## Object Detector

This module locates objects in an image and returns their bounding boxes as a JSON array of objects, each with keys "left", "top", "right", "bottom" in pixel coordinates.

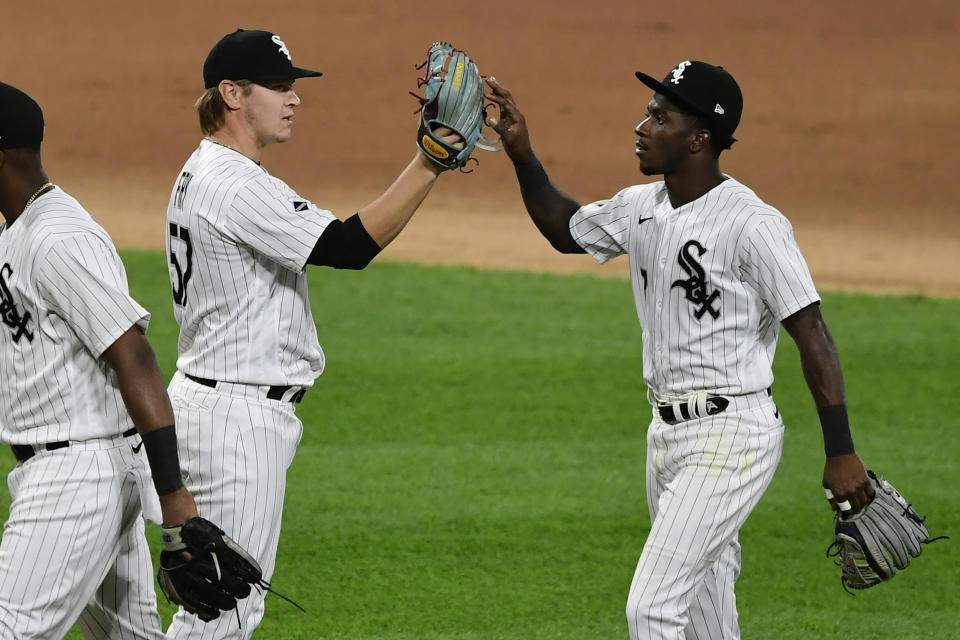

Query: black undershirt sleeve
[{"left": 307, "top": 213, "right": 382, "bottom": 269}]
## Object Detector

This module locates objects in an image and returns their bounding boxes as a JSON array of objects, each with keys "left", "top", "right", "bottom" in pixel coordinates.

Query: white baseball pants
[
  {"left": 164, "top": 372, "right": 303, "bottom": 640},
  {"left": 0, "top": 436, "right": 164, "bottom": 639},
  {"left": 626, "top": 391, "right": 784, "bottom": 640}
]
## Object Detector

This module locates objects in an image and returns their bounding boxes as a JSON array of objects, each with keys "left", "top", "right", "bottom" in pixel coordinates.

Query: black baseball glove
[
  {"left": 157, "top": 517, "right": 265, "bottom": 621},
  {"left": 826, "top": 470, "right": 946, "bottom": 590}
]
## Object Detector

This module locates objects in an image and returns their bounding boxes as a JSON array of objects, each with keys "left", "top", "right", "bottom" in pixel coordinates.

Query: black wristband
[
  {"left": 142, "top": 425, "right": 184, "bottom": 495},
  {"left": 818, "top": 404, "right": 855, "bottom": 457}
]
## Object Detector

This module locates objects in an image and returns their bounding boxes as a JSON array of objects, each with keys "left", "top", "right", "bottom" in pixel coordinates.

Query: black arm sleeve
[
  {"left": 307, "top": 213, "right": 382, "bottom": 269},
  {"left": 511, "top": 152, "right": 584, "bottom": 254}
]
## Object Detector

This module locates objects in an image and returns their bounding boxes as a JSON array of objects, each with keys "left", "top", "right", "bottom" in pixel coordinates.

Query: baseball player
[
  {"left": 163, "top": 29, "right": 463, "bottom": 639},
  {"left": 486, "top": 62, "right": 874, "bottom": 639},
  {"left": 0, "top": 82, "right": 202, "bottom": 638}
]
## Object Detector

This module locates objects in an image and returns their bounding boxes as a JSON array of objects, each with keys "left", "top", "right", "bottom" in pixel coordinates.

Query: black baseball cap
[
  {"left": 0, "top": 82, "right": 44, "bottom": 150},
  {"left": 635, "top": 61, "right": 742, "bottom": 136},
  {"left": 203, "top": 29, "right": 322, "bottom": 89}
]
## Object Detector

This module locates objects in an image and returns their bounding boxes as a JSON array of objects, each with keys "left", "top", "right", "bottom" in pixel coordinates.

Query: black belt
[
  {"left": 657, "top": 397, "right": 730, "bottom": 425},
  {"left": 185, "top": 374, "right": 306, "bottom": 404},
  {"left": 11, "top": 427, "right": 138, "bottom": 463},
  {"left": 656, "top": 388, "right": 773, "bottom": 425}
]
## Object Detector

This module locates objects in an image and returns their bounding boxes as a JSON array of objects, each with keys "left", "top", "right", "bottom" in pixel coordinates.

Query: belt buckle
[
  {"left": 705, "top": 396, "right": 729, "bottom": 415},
  {"left": 656, "top": 392, "right": 730, "bottom": 425}
]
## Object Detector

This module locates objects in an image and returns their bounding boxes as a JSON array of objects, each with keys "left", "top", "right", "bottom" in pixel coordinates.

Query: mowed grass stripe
[{"left": 0, "top": 251, "right": 954, "bottom": 639}]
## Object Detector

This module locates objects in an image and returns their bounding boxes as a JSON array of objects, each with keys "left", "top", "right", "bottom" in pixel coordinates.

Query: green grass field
[{"left": 2, "top": 251, "right": 957, "bottom": 639}]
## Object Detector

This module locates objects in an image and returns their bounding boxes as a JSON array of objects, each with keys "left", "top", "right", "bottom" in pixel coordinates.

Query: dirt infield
[{"left": 6, "top": 1, "right": 959, "bottom": 295}]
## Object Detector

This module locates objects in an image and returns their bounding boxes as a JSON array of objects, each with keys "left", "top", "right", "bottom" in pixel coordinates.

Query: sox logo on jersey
[
  {"left": 570, "top": 177, "right": 820, "bottom": 398},
  {"left": 670, "top": 240, "right": 720, "bottom": 319},
  {"left": 0, "top": 263, "right": 34, "bottom": 343}
]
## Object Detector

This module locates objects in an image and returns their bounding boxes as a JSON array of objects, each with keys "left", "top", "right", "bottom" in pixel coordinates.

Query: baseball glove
[
  {"left": 157, "top": 517, "right": 265, "bottom": 621},
  {"left": 411, "top": 41, "right": 496, "bottom": 170},
  {"left": 826, "top": 470, "right": 945, "bottom": 591}
]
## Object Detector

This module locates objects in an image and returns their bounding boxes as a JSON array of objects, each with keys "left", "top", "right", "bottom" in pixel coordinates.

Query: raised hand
[{"left": 484, "top": 77, "right": 533, "bottom": 161}]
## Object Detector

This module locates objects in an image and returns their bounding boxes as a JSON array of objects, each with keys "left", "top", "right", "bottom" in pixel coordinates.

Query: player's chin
[
  {"left": 635, "top": 150, "right": 658, "bottom": 176},
  {"left": 276, "top": 120, "right": 295, "bottom": 142},
  {"left": 638, "top": 161, "right": 660, "bottom": 176}
]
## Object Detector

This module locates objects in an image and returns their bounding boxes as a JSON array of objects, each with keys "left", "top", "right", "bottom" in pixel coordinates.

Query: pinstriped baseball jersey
[
  {"left": 570, "top": 176, "right": 820, "bottom": 397},
  {"left": 0, "top": 186, "right": 164, "bottom": 639},
  {"left": 166, "top": 139, "right": 337, "bottom": 386},
  {"left": 0, "top": 186, "right": 150, "bottom": 444}
]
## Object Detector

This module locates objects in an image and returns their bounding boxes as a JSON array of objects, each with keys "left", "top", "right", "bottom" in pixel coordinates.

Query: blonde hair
[{"left": 195, "top": 80, "right": 254, "bottom": 135}]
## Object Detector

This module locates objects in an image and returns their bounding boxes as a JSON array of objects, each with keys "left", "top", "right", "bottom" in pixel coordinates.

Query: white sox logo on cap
[
  {"left": 670, "top": 61, "right": 692, "bottom": 85},
  {"left": 636, "top": 60, "right": 743, "bottom": 135},
  {"left": 271, "top": 35, "right": 291, "bottom": 61},
  {"left": 202, "top": 29, "right": 322, "bottom": 89}
]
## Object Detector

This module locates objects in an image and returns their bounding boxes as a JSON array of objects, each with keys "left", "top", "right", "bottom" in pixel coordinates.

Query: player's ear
[
  {"left": 218, "top": 80, "right": 244, "bottom": 110},
  {"left": 690, "top": 127, "right": 711, "bottom": 154}
]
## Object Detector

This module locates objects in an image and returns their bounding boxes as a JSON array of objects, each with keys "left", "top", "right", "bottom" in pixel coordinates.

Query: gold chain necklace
[{"left": 24, "top": 182, "right": 54, "bottom": 211}]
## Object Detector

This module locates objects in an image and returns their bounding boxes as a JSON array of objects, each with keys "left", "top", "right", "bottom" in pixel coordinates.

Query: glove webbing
[{"left": 195, "top": 549, "right": 307, "bottom": 615}]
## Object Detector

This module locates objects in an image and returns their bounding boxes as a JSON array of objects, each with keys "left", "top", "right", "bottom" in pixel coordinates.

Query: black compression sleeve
[
  {"left": 307, "top": 213, "right": 382, "bottom": 269},
  {"left": 818, "top": 404, "right": 856, "bottom": 457},
  {"left": 142, "top": 425, "right": 184, "bottom": 495}
]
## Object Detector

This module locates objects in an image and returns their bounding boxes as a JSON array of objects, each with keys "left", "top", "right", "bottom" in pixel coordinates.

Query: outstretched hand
[
  {"left": 484, "top": 77, "right": 532, "bottom": 161},
  {"left": 823, "top": 453, "right": 875, "bottom": 514},
  {"left": 415, "top": 125, "right": 465, "bottom": 175}
]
